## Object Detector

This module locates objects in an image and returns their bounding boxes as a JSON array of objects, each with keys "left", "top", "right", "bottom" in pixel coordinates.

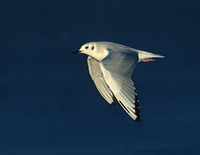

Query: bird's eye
[
  {"left": 91, "top": 46, "right": 94, "bottom": 50},
  {"left": 85, "top": 46, "right": 89, "bottom": 49}
]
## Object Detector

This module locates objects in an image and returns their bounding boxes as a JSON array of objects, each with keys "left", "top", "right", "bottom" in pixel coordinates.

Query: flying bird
[{"left": 73, "top": 41, "right": 164, "bottom": 121}]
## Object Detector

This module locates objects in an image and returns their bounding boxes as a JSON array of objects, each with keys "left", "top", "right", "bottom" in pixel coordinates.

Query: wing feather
[
  {"left": 100, "top": 51, "right": 141, "bottom": 121},
  {"left": 87, "top": 56, "right": 117, "bottom": 105}
]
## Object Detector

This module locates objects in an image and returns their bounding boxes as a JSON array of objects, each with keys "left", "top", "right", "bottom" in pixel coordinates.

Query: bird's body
[{"left": 74, "top": 41, "right": 164, "bottom": 121}]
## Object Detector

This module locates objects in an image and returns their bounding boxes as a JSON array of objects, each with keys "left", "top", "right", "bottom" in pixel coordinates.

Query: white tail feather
[{"left": 134, "top": 49, "right": 165, "bottom": 62}]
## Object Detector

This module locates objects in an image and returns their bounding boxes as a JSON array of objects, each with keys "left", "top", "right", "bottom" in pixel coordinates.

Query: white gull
[{"left": 74, "top": 41, "right": 164, "bottom": 121}]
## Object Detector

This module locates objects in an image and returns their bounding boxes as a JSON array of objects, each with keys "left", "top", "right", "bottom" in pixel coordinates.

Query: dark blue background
[{"left": 1, "top": 0, "right": 200, "bottom": 154}]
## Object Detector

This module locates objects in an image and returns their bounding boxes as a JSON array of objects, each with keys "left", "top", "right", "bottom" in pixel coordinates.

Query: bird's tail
[{"left": 133, "top": 49, "right": 165, "bottom": 62}]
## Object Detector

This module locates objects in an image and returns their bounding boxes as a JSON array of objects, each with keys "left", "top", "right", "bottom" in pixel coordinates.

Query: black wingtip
[
  {"left": 118, "top": 98, "right": 141, "bottom": 122},
  {"left": 134, "top": 95, "right": 141, "bottom": 122},
  {"left": 110, "top": 95, "right": 117, "bottom": 105},
  {"left": 135, "top": 117, "right": 141, "bottom": 122}
]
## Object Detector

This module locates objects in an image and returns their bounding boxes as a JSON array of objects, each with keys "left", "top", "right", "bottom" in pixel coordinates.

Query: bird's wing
[
  {"left": 100, "top": 50, "right": 141, "bottom": 121},
  {"left": 87, "top": 56, "right": 117, "bottom": 105}
]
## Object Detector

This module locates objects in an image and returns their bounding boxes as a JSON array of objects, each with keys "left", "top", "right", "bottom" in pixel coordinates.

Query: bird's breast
[{"left": 92, "top": 49, "right": 109, "bottom": 61}]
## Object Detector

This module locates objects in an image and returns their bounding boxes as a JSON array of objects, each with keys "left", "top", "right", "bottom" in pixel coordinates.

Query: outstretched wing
[
  {"left": 87, "top": 56, "right": 117, "bottom": 105},
  {"left": 100, "top": 50, "right": 141, "bottom": 121}
]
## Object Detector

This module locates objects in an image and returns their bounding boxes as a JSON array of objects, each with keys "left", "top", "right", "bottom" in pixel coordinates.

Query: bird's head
[
  {"left": 73, "top": 42, "right": 95, "bottom": 55},
  {"left": 73, "top": 42, "right": 109, "bottom": 61}
]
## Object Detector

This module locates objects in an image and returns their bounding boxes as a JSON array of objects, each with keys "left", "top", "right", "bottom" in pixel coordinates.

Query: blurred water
[{"left": 0, "top": 0, "right": 200, "bottom": 154}]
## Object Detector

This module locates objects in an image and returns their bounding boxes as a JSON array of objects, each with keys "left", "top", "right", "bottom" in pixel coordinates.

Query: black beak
[{"left": 73, "top": 50, "right": 81, "bottom": 54}]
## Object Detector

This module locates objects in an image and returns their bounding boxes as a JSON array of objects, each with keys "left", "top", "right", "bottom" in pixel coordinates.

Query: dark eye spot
[
  {"left": 91, "top": 46, "right": 94, "bottom": 50},
  {"left": 85, "top": 46, "right": 89, "bottom": 49}
]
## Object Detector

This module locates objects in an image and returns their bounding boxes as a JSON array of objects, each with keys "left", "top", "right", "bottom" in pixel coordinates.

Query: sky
[{"left": 0, "top": 0, "right": 200, "bottom": 154}]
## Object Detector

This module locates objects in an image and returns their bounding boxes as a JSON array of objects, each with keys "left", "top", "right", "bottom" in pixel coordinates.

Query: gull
[{"left": 73, "top": 41, "right": 164, "bottom": 121}]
